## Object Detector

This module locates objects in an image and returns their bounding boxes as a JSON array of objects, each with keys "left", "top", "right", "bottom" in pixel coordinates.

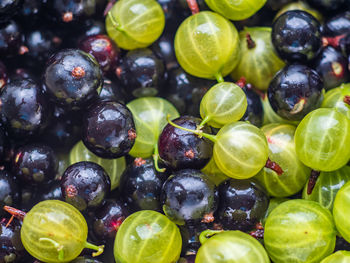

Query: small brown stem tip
[
  {"left": 186, "top": 0, "right": 200, "bottom": 15},
  {"left": 71, "top": 67, "right": 85, "bottom": 79},
  {"left": 246, "top": 33, "right": 256, "bottom": 49},
  {"left": 344, "top": 95, "right": 350, "bottom": 106},
  {"left": 307, "top": 170, "right": 321, "bottom": 195},
  {"left": 265, "top": 158, "right": 284, "bottom": 176},
  {"left": 3, "top": 206, "right": 26, "bottom": 221}
]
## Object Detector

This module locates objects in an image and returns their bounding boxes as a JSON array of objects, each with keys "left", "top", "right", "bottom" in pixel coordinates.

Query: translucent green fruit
[
  {"left": 204, "top": 0, "right": 267, "bottom": 21},
  {"left": 21, "top": 200, "right": 103, "bottom": 263},
  {"left": 302, "top": 166, "right": 350, "bottom": 211},
  {"left": 265, "top": 199, "right": 336, "bottom": 263},
  {"left": 200, "top": 82, "right": 247, "bottom": 128},
  {"left": 275, "top": 1, "right": 323, "bottom": 22},
  {"left": 69, "top": 141, "right": 126, "bottom": 190},
  {"left": 231, "top": 27, "right": 285, "bottom": 91},
  {"left": 174, "top": 11, "right": 240, "bottom": 81},
  {"left": 262, "top": 198, "right": 289, "bottom": 225},
  {"left": 321, "top": 83, "right": 350, "bottom": 120},
  {"left": 106, "top": 0, "right": 165, "bottom": 50},
  {"left": 321, "top": 251, "right": 350, "bottom": 263},
  {"left": 201, "top": 157, "right": 229, "bottom": 186},
  {"left": 195, "top": 231, "right": 270, "bottom": 263},
  {"left": 213, "top": 121, "right": 268, "bottom": 179},
  {"left": 333, "top": 181, "right": 350, "bottom": 243},
  {"left": 255, "top": 124, "right": 310, "bottom": 197},
  {"left": 114, "top": 210, "right": 182, "bottom": 263},
  {"left": 295, "top": 108, "right": 350, "bottom": 171},
  {"left": 127, "top": 97, "right": 179, "bottom": 158}
]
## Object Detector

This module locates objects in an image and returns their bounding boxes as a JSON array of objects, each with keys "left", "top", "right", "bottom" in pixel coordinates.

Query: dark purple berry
[
  {"left": 0, "top": 170, "right": 20, "bottom": 217},
  {"left": 0, "top": 20, "right": 25, "bottom": 58},
  {"left": 272, "top": 11, "right": 322, "bottom": 63},
  {"left": 158, "top": 116, "right": 213, "bottom": 171},
  {"left": 61, "top": 161, "right": 111, "bottom": 211},
  {"left": 268, "top": 64, "right": 324, "bottom": 121},
  {"left": 13, "top": 144, "right": 58, "bottom": 186},
  {"left": 82, "top": 101, "right": 136, "bottom": 159}
]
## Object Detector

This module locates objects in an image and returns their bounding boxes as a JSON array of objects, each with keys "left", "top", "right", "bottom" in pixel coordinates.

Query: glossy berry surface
[
  {"left": 0, "top": 170, "right": 20, "bottom": 217},
  {"left": 268, "top": 64, "right": 324, "bottom": 121},
  {"left": 61, "top": 161, "right": 111, "bottom": 211},
  {"left": 78, "top": 35, "right": 120, "bottom": 75},
  {"left": 272, "top": 11, "right": 322, "bottom": 63},
  {"left": 161, "top": 169, "right": 218, "bottom": 225},
  {"left": 216, "top": 179, "right": 269, "bottom": 231},
  {"left": 0, "top": 0, "right": 21, "bottom": 23},
  {"left": 0, "top": 60, "right": 7, "bottom": 89},
  {"left": 82, "top": 101, "right": 136, "bottom": 159},
  {"left": 158, "top": 116, "right": 213, "bottom": 170},
  {"left": 323, "top": 11, "right": 350, "bottom": 37},
  {"left": 13, "top": 144, "right": 58, "bottom": 186},
  {"left": 117, "top": 48, "right": 166, "bottom": 98},
  {"left": 119, "top": 158, "right": 168, "bottom": 212},
  {"left": 0, "top": 219, "right": 25, "bottom": 263},
  {"left": 0, "top": 79, "right": 50, "bottom": 139},
  {"left": 306, "top": 0, "right": 345, "bottom": 12},
  {"left": 93, "top": 199, "right": 129, "bottom": 242},
  {"left": 43, "top": 49, "right": 102, "bottom": 108},
  {"left": 313, "top": 46, "right": 350, "bottom": 91},
  {"left": 97, "top": 78, "right": 125, "bottom": 104},
  {"left": 0, "top": 20, "right": 24, "bottom": 58}
]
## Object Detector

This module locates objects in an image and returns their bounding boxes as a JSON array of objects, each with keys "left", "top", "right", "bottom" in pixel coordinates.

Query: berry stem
[
  {"left": 265, "top": 158, "right": 284, "bottom": 176},
  {"left": 166, "top": 115, "right": 217, "bottom": 143},
  {"left": 39, "top": 238, "right": 64, "bottom": 261},
  {"left": 344, "top": 95, "right": 350, "bottom": 106},
  {"left": 199, "top": 229, "right": 224, "bottom": 245},
  {"left": 186, "top": 0, "right": 200, "bottom": 15},
  {"left": 153, "top": 143, "right": 166, "bottom": 173},
  {"left": 215, "top": 73, "right": 224, "bottom": 83},
  {"left": 3, "top": 206, "right": 26, "bottom": 221},
  {"left": 198, "top": 115, "right": 211, "bottom": 130},
  {"left": 246, "top": 33, "right": 256, "bottom": 49},
  {"left": 104, "top": 0, "right": 116, "bottom": 16},
  {"left": 85, "top": 242, "right": 105, "bottom": 257},
  {"left": 307, "top": 170, "right": 321, "bottom": 195}
]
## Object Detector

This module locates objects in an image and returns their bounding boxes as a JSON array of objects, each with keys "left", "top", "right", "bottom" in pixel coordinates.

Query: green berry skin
[
  {"left": 231, "top": 27, "right": 285, "bottom": 91},
  {"left": 262, "top": 198, "right": 289, "bottom": 226},
  {"left": 21, "top": 200, "right": 88, "bottom": 263},
  {"left": 201, "top": 157, "right": 229, "bottom": 186},
  {"left": 321, "top": 83, "right": 350, "bottom": 120},
  {"left": 127, "top": 97, "right": 179, "bottom": 158},
  {"left": 333, "top": 181, "right": 350, "bottom": 244},
  {"left": 295, "top": 108, "right": 350, "bottom": 171},
  {"left": 255, "top": 124, "right": 310, "bottom": 197},
  {"left": 214, "top": 121, "right": 268, "bottom": 179},
  {"left": 275, "top": 1, "right": 323, "bottom": 22},
  {"left": 174, "top": 11, "right": 240, "bottom": 80},
  {"left": 200, "top": 82, "right": 247, "bottom": 128},
  {"left": 106, "top": 0, "right": 165, "bottom": 50},
  {"left": 204, "top": 0, "right": 266, "bottom": 21},
  {"left": 114, "top": 210, "right": 182, "bottom": 263},
  {"left": 195, "top": 231, "right": 270, "bottom": 263},
  {"left": 321, "top": 251, "right": 350, "bottom": 263},
  {"left": 69, "top": 141, "right": 126, "bottom": 190},
  {"left": 302, "top": 166, "right": 350, "bottom": 211},
  {"left": 264, "top": 199, "right": 336, "bottom": 263}
]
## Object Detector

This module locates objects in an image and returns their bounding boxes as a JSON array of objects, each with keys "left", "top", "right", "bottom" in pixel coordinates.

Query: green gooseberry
[
  {"left": 231, "top": 27, "right": 285, "bottom": 91},
  {"left": 302, "top": 166, "right": 350, "bottom": 211},
  {"left": 19, "top": 200, "right": 104, "bottom": 263},
  {"left": 255, "top": 123, "right": 310, "bottom": 197},
  {"left": 295, "top": 108, "right": 350, "bottom": 171},
  {"left": 174, "top": 11, "right": 240, "bottom": 81},
  {"left": 264, "top": 199, "right": 336, "bottom": 263},
  {"left": 321, "top": 251, "right": 350, "bottom": 263},
  {"left": 333, "top": 181, "right": 350, "bottom": 243},
  {"left": 321, "top": 83, "right": 350, "bottom": 120},
  {"left": 275, "top": 1, "right": 323, "bottom": 22},
  {"left": 199, "top": 82, "right": 248, "bottom": 128},
  {"left": 114, "top": 210, "right": 182, "bottom": 263},
  {"left": 106, "top": 0, "right": 165, "bottom": 50},
  {"left": 195, "top": 230, "right": 270, "bottom": 263},
  {"left": 204, "top": 0, "right": 267, "bottom": 21}
]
